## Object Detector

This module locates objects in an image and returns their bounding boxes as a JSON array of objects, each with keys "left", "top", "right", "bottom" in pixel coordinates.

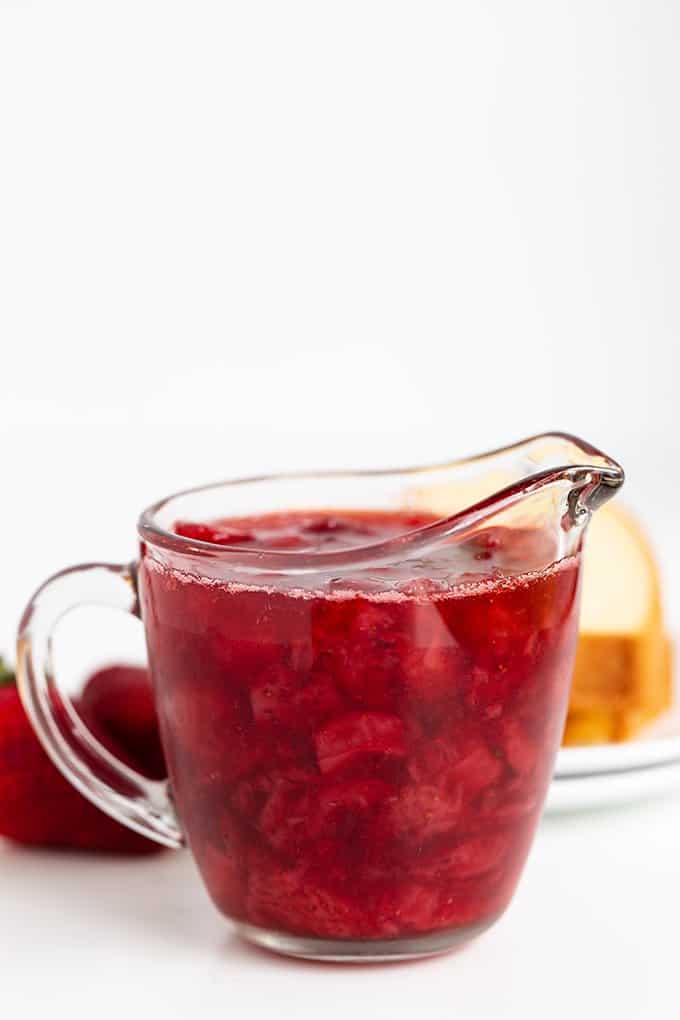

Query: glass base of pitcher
[{"left": 233, "top": 916, "right": 499, "bottom": 962}]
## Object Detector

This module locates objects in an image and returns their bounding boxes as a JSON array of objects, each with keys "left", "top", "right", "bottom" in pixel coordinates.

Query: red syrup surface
[{"left": 139, "top": 510, "right": 581, "bottom": 940}]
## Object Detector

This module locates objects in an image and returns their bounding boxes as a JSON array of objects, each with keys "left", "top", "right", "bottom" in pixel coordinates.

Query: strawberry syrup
[{"left": 139, "top": 511, "right": 580, "bottom": 940}]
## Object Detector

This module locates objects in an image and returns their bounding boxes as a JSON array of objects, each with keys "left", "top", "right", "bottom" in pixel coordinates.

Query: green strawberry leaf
[{"left": 0, "top": 657, "right": 16, "bottom": 688}]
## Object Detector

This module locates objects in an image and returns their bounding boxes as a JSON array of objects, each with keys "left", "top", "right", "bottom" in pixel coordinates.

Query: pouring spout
[
  {"left": 566, "top": 465, "right": 625, "bottom": 523},
  {"left": 403, "top": 431, "right": 624, "bottom": 548},
  {"left": 517, "top": 432, "right": 624, "bottom": 524}
]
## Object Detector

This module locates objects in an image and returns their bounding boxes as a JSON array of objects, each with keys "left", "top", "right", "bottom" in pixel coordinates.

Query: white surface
[
  {"left": 2, "top": 790, "right": 680, "bottom": 1020},
  {"left": 1, "top": 2, "right": 679, "bottom": 1017}
]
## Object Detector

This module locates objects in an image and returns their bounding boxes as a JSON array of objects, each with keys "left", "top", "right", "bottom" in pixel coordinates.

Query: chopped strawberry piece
[
  {"left": 210, "top": 633, "right": 283, "bottom": 678},
  {"left": 317, "top": 643, "right": 401, "bottom": 711},
  {"left": 249, "top": 665, "right": 345, "bottom": 730},
  {"left": 247, "top": 851, "right": 366, "bottom": 938},
  {"left": 314, "top": 711, "right": 406, "bottom": 775},
  {"left": 316, "top": 777, "right": 392, "bottom": 815},
  {"left": 401, "top": 640, "right": 471, "bottom": 710},
  {"left": 174, "top": 521, "right": 254, "bottom": 546},
  {"left": 498, "top": 717, "right": 539, "bottom": 775},
  {"left": 442, "top": 833, "right": 511, "bottom": 879},
  {"left": 375, "top": 882, "right": 443, "bottom": 936},
  {"left": 294, "top": 670, "right": 345, "bottom": 725},
  {"left": 309, "top": 778, "right": 393, "bottom": 847},
  {"left": 249, "top": 665, "right": 300, "bottom": 726},
  {"left": 158, "top": 679, "right": 259, "bottom": 782},
  {"left": 258, "top": 777, "right": 314, "bottom": 854},
  {"left": 449, "top": 736, "right": 505, "bottom": 800},
  {"left": 241, "top": 773, "right": 391, "bottom": 856},
  {"left": 350, "top": 602, "right": 397, "bottom": 637},
  {"left": 387, "top": 782, "right": 462, "bottom": 844},
  {"left": 478, "top": 781, "right": 539, "bottom": 824},
  {"left": 436, "top": 883, "right": 509, "bottom": 929},
  {"left": 195, "top": 824, "right": 247, "bottom": 917},
  {"left": 406, "top": 738, "right": 453, "bottom": 783}
]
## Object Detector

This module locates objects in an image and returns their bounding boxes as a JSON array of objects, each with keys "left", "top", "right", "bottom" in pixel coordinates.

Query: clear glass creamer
[{"left": 17, "top": 433, "right": 623, "bottom": 961}]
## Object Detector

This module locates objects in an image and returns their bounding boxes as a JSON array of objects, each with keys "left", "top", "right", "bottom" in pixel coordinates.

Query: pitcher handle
[{"left": 16, "top": 561, "right": 184, "bottom": 849}]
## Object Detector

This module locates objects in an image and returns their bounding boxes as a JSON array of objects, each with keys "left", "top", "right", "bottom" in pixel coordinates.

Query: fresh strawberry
[
  {"left": 0, "top": 658, "right": 165, "bottom": 853},
  {"left": 78, "top": 665, "right": 166, "bottom": 780}
]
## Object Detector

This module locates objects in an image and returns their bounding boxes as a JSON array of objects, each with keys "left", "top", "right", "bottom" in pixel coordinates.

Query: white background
[{"left": 1, "top": 3, "right": 679, "bottom": 1018}]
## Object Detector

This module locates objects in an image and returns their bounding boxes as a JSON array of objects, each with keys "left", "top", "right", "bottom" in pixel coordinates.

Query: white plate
[
  {"left": 547, "top": 758, "right": 680, "bottom": 812},
  {"left": 546, "top": 678, "right": 680, "bottom": 812}
]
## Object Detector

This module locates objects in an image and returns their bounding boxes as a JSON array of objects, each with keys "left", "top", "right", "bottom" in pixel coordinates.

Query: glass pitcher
[{"left": 17, "top": 432, "right": 623, "bottom": 961}]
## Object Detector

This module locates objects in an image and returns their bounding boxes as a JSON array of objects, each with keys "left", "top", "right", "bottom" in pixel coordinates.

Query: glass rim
[{"left": 136, "top": 431, "right": 624, "bottom": 572}]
